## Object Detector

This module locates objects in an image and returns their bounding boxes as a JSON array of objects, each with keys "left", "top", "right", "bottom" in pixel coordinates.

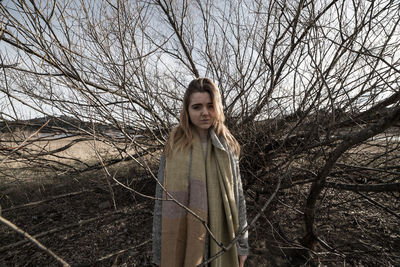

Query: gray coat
[{"left": 152, "top": 131, "right": 249, "bottom": 265}]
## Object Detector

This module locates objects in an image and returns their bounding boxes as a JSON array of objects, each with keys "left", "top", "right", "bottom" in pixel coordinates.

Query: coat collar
[{"left": 209, "top": 128, "right": 228, "bottom": 151}]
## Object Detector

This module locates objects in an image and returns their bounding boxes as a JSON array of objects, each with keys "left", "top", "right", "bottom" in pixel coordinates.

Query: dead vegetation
[
  {"left": 1, "top": 125, "right": 399, "bottom": 266},
  {"left": 1, "top": 0, "right": 400, "bottom": 265}
]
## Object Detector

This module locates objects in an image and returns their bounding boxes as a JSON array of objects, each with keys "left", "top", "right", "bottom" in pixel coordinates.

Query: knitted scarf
[{"left": 161, "top": 131, "right": 239, "bottom": 267}]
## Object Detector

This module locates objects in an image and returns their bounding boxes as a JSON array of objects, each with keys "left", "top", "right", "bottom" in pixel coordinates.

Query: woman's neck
[{"left": 197, "top": 128, "right": 209, "bottom": 142}]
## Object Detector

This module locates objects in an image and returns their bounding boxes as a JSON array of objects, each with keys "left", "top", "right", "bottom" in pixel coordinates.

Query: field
[
  {"left": 0, "top": 135, "right": 399, "bottom": 266},
  {"left": 1, "top": 135, "right": 158, "bottom": 265}
]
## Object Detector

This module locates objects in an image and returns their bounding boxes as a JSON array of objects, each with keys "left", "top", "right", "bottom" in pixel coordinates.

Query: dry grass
[
  {"left": 2, "top": 136, "right": 121, "bottom": 162},
  {"left": 0, "top": 134, "right": 159, "bottom": 207}
]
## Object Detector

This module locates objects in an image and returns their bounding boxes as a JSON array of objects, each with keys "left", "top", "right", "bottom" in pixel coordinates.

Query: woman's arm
[
  {"left": 230, "top": 151, "right": 249, "bottom": 256},
  {"left": 152, "top": 155, "right": 165, "bottom": 265},
  {"left": 236, "top": 168, "right": 249, "bottom": 256}
]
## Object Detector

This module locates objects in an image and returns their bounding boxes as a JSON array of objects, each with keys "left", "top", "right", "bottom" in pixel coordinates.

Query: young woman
[{"left": 152, "top": 78, "right": 249, "bottom": 267}]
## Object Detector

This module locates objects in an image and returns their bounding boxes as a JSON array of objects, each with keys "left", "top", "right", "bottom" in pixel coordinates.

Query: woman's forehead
[{"left": 189, "top": 92, "right": 212, "bottom": 104}]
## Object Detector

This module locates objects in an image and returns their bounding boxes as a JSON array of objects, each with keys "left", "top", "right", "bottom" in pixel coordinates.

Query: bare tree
[{"left": 1, "top": 0, "right": 400, "bottom": 265}]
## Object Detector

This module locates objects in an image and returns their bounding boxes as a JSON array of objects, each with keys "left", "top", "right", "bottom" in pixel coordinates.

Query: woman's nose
[{"left": 201, "top": 107, "right": 209, "bottom": 115}]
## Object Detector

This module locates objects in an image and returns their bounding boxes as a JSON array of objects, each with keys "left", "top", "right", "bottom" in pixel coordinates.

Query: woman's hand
[{"left": 239, "top": 255, "right": 247, "bottom": 267}]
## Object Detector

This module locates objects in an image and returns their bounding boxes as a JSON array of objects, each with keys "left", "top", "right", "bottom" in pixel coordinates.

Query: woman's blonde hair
[{"left": 164, "top": 77, "right": 240, "bottom": 157}]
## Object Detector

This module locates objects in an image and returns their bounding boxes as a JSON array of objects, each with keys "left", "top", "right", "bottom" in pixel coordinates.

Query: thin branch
[
  {"left": 325, "top": 182, "right": 400, "bottom": 193},
  {"left": 199, "top": 172, "right": 283, "bottom": 266},
  {"left": 0, "top": 215, "right": 70, "bottom": 266},
  {"left": 356, "top": 192, "right": 400, "bottom": 220}
]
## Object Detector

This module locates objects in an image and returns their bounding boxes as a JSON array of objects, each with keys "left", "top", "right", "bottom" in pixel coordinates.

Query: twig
[
  {"left": 95, "top": 239, "right": 151, "bottom": 262},
  {"left": 199, "top": 173, "right": 284, "bottom": 266},
  {"left": 325, "top": 182, "right": 400, "bottom": 192},
  {"left": 356, "top": 191, "right": 400, "bottom": 220},
  {"left": 0, "top": 215, "right": 70, "bottom": 266},
  {"left": 0, "top": 209, "right": 127, "bottom": 252},
  {"left": 0, "top": 119, "right": 50, "bottom": 165},
  {"left": 112, "top": 173, "right": 225, "bottom": 249},
  {"left": 2, "top": 189, "right": 95, "bottom": 212},
  {"left": 316, "top": 237, "right": 346, "bottom": 258}
]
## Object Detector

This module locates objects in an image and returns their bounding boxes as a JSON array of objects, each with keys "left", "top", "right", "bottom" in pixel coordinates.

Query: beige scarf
[{"left": 161, "top": 131, "right": 239, "bottom": 267}]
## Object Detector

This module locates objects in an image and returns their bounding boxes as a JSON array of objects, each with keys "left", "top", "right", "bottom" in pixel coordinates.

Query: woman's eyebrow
[{"left": 190, "top": 101, "right": 212, "bottom": 106}]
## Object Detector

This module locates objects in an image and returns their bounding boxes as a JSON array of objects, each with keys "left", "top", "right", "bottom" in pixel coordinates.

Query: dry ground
[{"left": 1, "top": 136, "right": 399, "bottom": 266}]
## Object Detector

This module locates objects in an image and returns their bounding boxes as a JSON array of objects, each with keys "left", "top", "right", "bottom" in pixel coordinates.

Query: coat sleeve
[
  {"left": 231, "top": 153, "right": 249, "bottom": 256},
  {"left": 152, "top": 155, "right": 165, "bottom": 265},
  {"left": 236, "top": 167, "right": 249, "bottom": 255}
]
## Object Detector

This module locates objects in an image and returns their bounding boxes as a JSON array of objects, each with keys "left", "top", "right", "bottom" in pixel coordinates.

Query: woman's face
[{"left": 188, "top": 92, "right": 215, "bottom": 133}]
